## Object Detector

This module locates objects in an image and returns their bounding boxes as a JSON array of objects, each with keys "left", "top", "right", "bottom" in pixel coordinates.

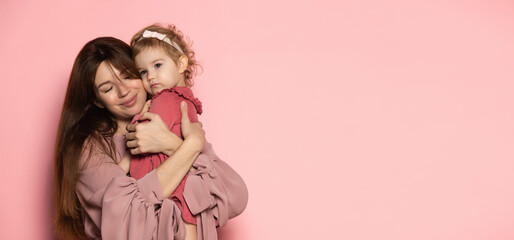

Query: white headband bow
[{"left": 140, "top": 30, "right": 185, "bottom": 54}]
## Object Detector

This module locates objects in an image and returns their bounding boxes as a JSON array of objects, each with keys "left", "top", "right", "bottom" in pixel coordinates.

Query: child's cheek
[{"left": 143, "top": 83, "right": 152, "bottom": 93}]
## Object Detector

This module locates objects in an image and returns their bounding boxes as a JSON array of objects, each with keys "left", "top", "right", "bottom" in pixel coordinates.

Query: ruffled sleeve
[
  {"left": 76, "top": 141, "right": 185, "bottom": 240},
  {"left": 147, "top": 87, "right": 201, "bottom": 139},
  {"left": 183, "top": 141, "right": 249, "bottom": 239},
  {"left": 151, "top": 87, "right": 203, "bottom": 115}
]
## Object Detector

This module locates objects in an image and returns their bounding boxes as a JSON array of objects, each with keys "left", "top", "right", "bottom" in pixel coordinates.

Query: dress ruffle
[{"left": 152, "top": 87, "right": 203, "bottom": 115}]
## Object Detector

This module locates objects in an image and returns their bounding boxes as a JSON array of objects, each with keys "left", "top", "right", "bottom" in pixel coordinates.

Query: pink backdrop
[{"left": 1, "top": 0, "right": 514, "bottom": 239}]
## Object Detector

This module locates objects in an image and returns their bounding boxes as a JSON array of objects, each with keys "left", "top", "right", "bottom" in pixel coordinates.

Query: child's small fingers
[{"left": 137, "top": 112, "right": 155, "bottom": 122}]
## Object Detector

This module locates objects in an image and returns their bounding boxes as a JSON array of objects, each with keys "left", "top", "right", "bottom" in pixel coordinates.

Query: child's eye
[
  {"left": 154, "top": 63, "right": 162, "bottom": 68},
  {"left": 140, "top": 70, "right": 147, "bottom": 76}
]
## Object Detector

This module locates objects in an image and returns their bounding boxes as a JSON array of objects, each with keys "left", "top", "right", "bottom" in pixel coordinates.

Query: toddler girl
[{"left": 119, "top": 24, "right": 213, "bottom": 239}]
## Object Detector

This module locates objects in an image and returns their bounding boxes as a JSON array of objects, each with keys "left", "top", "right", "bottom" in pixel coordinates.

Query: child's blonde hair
[{"left": 131, "top": 23, "right": 200, "bottom": 87}]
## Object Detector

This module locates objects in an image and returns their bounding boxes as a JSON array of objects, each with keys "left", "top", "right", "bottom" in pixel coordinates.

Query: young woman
[{"left": 54, "top": 37, "right": 248, "bottom": 240}]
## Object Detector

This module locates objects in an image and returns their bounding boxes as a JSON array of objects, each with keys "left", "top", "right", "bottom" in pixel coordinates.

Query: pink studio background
[{"left": 1, "top": 0, "right": 514, "bottom": 239}]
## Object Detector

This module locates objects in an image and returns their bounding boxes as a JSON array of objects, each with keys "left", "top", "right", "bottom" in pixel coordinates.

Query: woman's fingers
[
  {"left": 125, "top": 110, "right": 182, "bottom": 155},
  {"left": 125, "top": 132, "right": 140, "bottom": 154},
  {"left": 180, "top": 101, "right": 190, "bottom": 126},
  {"left": 126, "top": 112, "right": 160, "bottom": 133},
  {"left": 127, "top": 139, "right": 147, "bottom": 155},
  {"left": 125, "top": 132, "right": 136, "bottom": 140},
  {"left": 190, "top": 122, "right": 204, "bottom": 133},
  {"left": 126, "top": 122, "right": 136, "bottom": 132},
  {"left": 180, "top": 101, "right": 205, "bottom": 137},
  {"left": 126, "top": 139, "right": 138, "bottom": 148},
  {"left": 129, "top": 148, "right": 142, "bottom": 155},
  {"left": 180, "top": 101, "right": 205, "bottom": 152},
  {"left": 180, "top": 101, "right": 192, "bottom": 138}
]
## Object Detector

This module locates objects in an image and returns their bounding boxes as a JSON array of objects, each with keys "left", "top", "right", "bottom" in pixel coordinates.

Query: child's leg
[{"left": 184, "top": 223, "right": 197, "bottom": 240}]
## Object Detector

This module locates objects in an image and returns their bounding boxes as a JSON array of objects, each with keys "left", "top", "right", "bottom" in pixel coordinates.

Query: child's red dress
[{"left": 130, "top": 86, "right": 202, "bottom": 224}]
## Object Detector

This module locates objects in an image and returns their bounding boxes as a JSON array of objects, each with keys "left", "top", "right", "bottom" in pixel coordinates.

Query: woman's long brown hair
[{"left": 54, "top": 37, "right": 139, "bottom": 239}]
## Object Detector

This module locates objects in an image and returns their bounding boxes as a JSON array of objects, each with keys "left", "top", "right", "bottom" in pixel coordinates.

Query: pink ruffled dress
[{"left": 130, "top": 86, "right": 203, "bottom": 225}]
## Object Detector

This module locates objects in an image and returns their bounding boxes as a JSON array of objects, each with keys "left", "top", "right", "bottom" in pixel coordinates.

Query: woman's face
[{"left": 94, "top": 61, "right": 147, "bottom": 123}]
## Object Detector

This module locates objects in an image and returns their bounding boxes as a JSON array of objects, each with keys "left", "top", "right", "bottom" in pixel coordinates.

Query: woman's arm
[
  {"left": 125, "top": 101, "right": 248, "bottom": 232},
  {"left": 126, "top": 102, "right": 204, "bottom": 198},
  {"left": 184, "top": 142, "right": 248, "bottom": 235},
  {"left": 76, "top": 142, "right": 186, "bottom": 239}
]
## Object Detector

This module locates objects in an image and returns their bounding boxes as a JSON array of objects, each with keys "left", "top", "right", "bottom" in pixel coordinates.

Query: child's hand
[
  {"left": 140, "top": 100, "right": 152, "bottom": 114},
  {"left": 118, "top": 153, "right": 131, "bottom": 175}
]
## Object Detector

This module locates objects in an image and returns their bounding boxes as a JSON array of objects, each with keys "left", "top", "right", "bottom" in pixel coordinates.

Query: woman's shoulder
[{"left": 79, "top": 134, "right": 123, "bottom": 170}]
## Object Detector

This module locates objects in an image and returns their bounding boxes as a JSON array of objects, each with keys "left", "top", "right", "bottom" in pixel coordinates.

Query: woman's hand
[
  {"left": 180, "top": 101, "right": 205, "bottom": 153},
  {"left": 154, "top": 102, "right": 205, "bottom": 198},
  {"left": 125, "top": 112, "right": 182, "bottom": 156}
]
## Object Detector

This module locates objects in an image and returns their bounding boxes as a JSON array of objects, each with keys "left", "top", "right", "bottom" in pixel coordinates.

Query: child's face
[{"left": 134, "top": 46, "right": 186, "bottom": 96}]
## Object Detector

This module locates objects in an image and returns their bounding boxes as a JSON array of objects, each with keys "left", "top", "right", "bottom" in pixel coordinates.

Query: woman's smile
[
  {"left": 121, "top": 93, "right": 138, "bottom": 107},
  {"left": 95, "top": 61, "right": 147, "bottom": 120}
]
